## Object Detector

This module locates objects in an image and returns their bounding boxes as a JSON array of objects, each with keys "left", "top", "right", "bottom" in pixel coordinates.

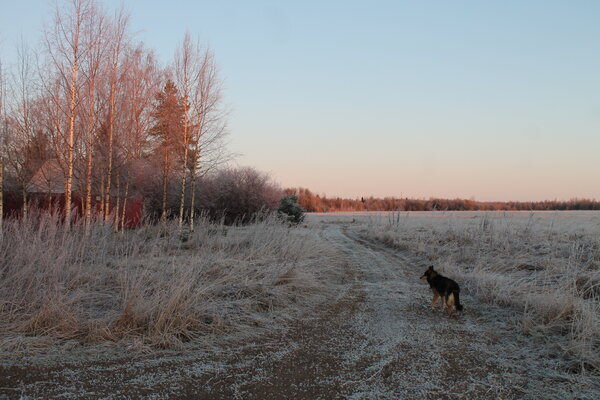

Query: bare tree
[
  {"left": 174, "top": 32, "right": 193, "bottom": 228},
  {"left": 79, "top": 2, "right": 108, "bottom": 231},
  {"left": 117, "top": 44, "right": 161, "bottom": 231},
  {"left": 5, "top": 39, "right": 39, "bottom": 219},
  {"left": 103, "top": 6, "right": 128, "bottom": 222},
  {"left": 2, "top": 42, "right": 52, "bottom": 221},
  {"left": 173, "top": 33, "right": 228, "bottom": 230},
  {"left": 40, "top": 75, "right": 67, "bottom": 187},
  {"left": 187, "top": 43, "right": 228, "bottom": 231},
  {"left": 0, "top": 57, "right": 5, "bottom": 235},
  {"left": 2, "top": 2, "right": 229, "bottom": 231},
  {"left": 119, "top": 45, "right": 161, "bottom": 160},
  {"left": 43, "top": 0, "right": 93, "bottom": 225}
]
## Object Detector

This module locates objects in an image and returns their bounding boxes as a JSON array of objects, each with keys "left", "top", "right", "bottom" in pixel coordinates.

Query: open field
[
  {"left": 358, "top": 211, "right": 600, "bottom": 372},
  {"left": 1, "top": 211, "right": 599, "bottom": 399}
]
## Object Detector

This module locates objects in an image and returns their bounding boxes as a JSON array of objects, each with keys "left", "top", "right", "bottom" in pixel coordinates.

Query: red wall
[{"left": 2, "top": 192, "right": 143, "bottom": 228}]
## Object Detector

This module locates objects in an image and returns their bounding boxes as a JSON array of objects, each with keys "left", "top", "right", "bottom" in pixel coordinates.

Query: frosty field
[{"left": 1, "top": 211, "right": 599, "bottom": 399}]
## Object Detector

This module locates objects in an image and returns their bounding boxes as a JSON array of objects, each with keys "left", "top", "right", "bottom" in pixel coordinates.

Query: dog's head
[{"left": 420, "top": 265, "right": 437, "bottom": 281}]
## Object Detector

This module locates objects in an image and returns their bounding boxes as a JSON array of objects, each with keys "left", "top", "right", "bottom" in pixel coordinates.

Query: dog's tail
[{"left": 453, "top": 290, "right": 463, "bottom": 311}]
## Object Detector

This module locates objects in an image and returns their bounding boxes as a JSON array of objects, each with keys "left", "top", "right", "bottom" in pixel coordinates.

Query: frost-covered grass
[
  {"left": 0, "top": 211, "right": 330, "bottom": 351},
  {"left": 359, "top": 211, "right": 600, "bottom": 375}
]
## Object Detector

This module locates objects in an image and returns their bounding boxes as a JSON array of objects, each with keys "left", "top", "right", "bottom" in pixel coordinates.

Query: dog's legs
[
  {"left": 447, "top": 293, "right": 455, "bottom": 317},
  {"left": 431, "top": 293, "right": 439, "bottom": 312}
]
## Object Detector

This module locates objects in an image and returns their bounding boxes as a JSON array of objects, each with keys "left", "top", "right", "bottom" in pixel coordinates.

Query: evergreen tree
[
  {"left": 149, "top": 80, "right": 186, "bottom": 222},
  {"left": 278, "top": 194, "right": 305, "bottom": 225}
]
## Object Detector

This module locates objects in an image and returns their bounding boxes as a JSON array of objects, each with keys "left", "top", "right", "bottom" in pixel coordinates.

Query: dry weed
[
  {"left": 0, "top": 212, "right": 329, "bottom": 350},
  {"left": 362, "top": 211, "right": 600, "bottom": 374}
]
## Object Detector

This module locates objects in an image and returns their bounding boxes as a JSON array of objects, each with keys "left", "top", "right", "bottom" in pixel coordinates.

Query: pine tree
[{"left": 149, "top": 80, "right": 186, "bottom": 223}]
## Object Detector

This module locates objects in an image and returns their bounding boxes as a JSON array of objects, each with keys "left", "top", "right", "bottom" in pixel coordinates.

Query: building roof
[{"left": 28, "top": 159, "right": 66, "bottom": 193}]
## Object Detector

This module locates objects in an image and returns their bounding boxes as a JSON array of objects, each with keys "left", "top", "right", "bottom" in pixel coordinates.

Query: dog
[{"left": 420, "top": 266, "right": 463, "bottom": 317}]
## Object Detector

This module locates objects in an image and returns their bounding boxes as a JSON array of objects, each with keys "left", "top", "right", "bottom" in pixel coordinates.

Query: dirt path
[{"left": 1, "top": 222, "right": 597, "bottom": 399}]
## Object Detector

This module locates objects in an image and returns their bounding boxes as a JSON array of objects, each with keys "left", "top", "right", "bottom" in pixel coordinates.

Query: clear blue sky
[{"left": 1, "top": 0, "right": 599, "bottom": 201}]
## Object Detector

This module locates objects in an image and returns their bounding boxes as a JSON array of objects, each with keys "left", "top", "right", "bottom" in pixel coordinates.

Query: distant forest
[{"left": 286, "top": 188, "right": 600, "bottom": 212}]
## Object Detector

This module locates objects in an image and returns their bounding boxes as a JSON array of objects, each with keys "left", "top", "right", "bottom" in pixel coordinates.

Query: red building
[{"left": 3, "top": 160, "right": 143, "bottom": 228}]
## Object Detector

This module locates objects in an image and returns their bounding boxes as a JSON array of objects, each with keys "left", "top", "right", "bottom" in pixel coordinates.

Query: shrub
[
  {"left": 103, "top": 164, "right": 283, "bottom": 225},
  {"left": 199, "top": 167, "right": 282, "bottom": 224},
  {"left": 278, "top": 194, "right": 305, "bottom": 224}
]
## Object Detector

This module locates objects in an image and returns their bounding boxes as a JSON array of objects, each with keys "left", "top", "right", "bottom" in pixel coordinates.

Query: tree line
[
  {"left": 287, "top": 188, "right": 600, "bottom": 212},
  {"left": 0, "top": 0, "right": 231, "bottom": 231}
]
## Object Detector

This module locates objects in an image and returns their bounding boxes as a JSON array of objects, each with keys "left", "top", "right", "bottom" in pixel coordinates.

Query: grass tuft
[
  {"left": 0, "top": 211, "right": 329, "bottom": 350},
  {"left": 362, "top": 211, "right": 600, "bottom": 374}
]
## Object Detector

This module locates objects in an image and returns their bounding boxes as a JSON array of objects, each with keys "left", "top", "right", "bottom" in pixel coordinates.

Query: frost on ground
[
  {"left": 1, "top": 212, "right": 599, "bottom": 399},
  {"left": 0, "top": 213, "right": 332, "bottom": 351},
  {"left": 359, "top": 211, "right": 600, "bottom": 374}
]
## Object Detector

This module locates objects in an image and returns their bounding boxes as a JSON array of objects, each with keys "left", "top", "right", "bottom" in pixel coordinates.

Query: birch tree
[
  {"left": 5, "top": 40, "right": 39, "bottom": 219},
  {"left": 43, "top": 0, "right": 92, "bottom": 225},
  {"left": 117, "top": 44, "right": 161, "bottom": 230},
  {"left": 120, "top": 45, "right": 160, "bottom": 160},
  {"left": 187, "top": 44, "right": 227, "bottom": 231},
  {"left": 0, "top": 57, "right": 5, "bottom": 235},
  {"left": 172, "top": 33, "right": 228, "bottom": 231},
  {"left": 103, "top": 7, "right": 128, "bottom": 221},
  {"left": 174, "top": 32, "right": 194, "bottom": 228},
  {"left": 80, "top": 3, "right": 108, "bottom": 231}
]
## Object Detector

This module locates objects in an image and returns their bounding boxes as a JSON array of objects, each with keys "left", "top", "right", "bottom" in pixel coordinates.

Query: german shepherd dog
[{"left": 420, "top": 266, "right": 463, "bottom": 317}]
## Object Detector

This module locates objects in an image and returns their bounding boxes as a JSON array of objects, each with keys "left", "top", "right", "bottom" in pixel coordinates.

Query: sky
[{"left": 1, "top": 0, "right": 599, "bottom": 201}]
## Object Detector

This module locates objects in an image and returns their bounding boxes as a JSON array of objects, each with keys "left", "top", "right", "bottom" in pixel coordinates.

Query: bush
[
  {"left": 199, "top": 167, "right": 282, "bottom": 224},
  {"left": 278, "top": 194, "right": 305, "bottom": 224},
  {"left": 113, "top": 164, "right": 283, "bottom": 225}
]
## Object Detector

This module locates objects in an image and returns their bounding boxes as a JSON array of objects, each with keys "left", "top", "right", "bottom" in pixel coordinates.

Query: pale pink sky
[{"left": 2, "top": 1, "right": 599, "bottom": 201}]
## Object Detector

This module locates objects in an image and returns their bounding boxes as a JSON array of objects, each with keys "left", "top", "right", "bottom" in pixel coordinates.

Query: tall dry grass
[
  {"left": 363, "top": 211, "right": 600, "bottom": 374},
  {"left": 0, "top": 210, "right": 328, "bottom": 350}
]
